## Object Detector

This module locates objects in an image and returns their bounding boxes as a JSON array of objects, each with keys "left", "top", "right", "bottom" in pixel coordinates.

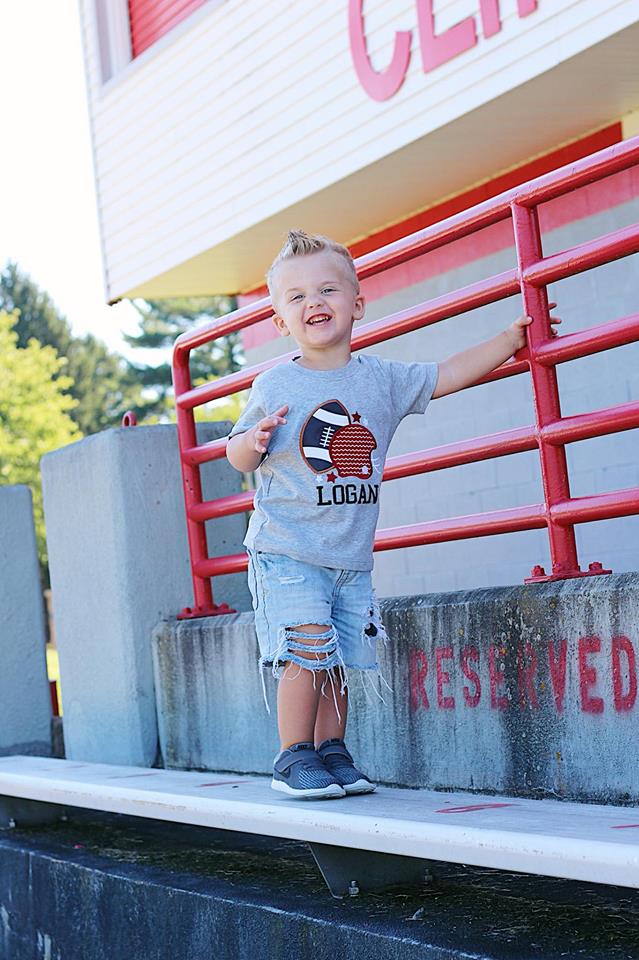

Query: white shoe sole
[
  {"left": 271, "top": 778, "right": 345, "bottom": 800},
  {"left": 343, "top": 779, "right": 377, "bottom": 795}
]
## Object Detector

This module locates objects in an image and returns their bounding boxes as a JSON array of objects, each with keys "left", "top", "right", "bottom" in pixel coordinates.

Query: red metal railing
[{"left": 172, "top": 135, "right": 639, "bottom": 618}]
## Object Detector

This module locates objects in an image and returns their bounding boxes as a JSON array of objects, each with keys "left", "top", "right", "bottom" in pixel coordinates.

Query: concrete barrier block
[
  {"left": 0, "top": 486, "right": 51, "bottom": 757},
  {"left": 41, "top": 422, "right": 249, "bottom": 767},
  {"left": 153, "top": 573, "right": 639, "bottom": 803}
]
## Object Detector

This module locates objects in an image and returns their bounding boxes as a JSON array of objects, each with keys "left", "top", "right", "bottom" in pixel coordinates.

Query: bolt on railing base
[
  {"left": 525, "top": 561, "right": 612, "bottom": 584},
  {"left": 177, "top": 602, "right": 237, "bottom": 620}
]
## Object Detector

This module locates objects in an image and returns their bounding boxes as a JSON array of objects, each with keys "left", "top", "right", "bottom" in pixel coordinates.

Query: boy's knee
[{"left": 288, "top": 624, "right": 330, "bottom": 661}]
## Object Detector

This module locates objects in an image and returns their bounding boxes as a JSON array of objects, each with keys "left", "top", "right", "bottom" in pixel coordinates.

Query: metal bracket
[
  {"left": 308, "top": 842, "right": 433, "bottom": 899},
  {"left": 0, "top": 796, "right": 66, "bottom": 829}
]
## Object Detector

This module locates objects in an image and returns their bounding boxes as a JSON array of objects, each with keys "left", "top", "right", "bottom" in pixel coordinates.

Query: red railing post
[
  {"left": 173, "top": 346, "right": 235, "bottom": 619},
  {"left": 511, "top": 202, "right": 583, "bottom": 580}
]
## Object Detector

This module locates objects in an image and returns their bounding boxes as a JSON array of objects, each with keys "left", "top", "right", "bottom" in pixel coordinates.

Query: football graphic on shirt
[{"left": 300, "top": 400, "right": 377, "bottom": 479}]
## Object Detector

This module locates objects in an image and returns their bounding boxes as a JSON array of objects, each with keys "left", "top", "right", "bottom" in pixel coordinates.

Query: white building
[{"left": 79, "top": 0, "right": 639, "bottom": 598}]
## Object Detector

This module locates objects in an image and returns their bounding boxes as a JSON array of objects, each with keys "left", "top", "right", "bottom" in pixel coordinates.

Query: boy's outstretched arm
[
  {"left": 432, "top": 303, "right": 562, "bottom": 399},
  {"left": 226, "top": 404, "right": 288, "bottom": 472}
]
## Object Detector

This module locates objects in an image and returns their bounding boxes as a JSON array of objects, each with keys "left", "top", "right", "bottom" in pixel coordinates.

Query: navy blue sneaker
[
  {"left": 272, "top": 741, "right": 346, "bottom": 799},
  {"left": 316, "top": 738, "right": 376, "bottom": 795}
]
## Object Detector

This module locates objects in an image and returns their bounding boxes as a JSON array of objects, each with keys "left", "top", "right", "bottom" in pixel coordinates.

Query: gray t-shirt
[{"left": 229, "top": 353, "right": 439, "bottom": 571}]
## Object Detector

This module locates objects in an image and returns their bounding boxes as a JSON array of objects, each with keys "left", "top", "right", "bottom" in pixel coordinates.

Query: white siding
[{"left": 78, "top": 0, "right": 639, "bottom": 299}]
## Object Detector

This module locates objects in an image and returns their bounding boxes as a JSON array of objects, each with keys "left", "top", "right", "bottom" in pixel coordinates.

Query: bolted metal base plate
[
  {"left": 308, "top": 841, "right": 433, "bottom": 898},
  {"left": 0, "top": 796, "right": 66, "bottom": 829}
]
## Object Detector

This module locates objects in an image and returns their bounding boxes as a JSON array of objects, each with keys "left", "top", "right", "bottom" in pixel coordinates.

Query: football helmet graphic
[{"left": 300, "top": 400, "right": 377, "bottom": 478}]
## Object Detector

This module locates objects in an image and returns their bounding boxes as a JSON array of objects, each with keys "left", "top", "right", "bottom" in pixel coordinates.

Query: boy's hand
[
  {"left": 508, "top": 302, "right": 562, "bottom": 352},
  {"left": 249, "top": 405, "right": 288, "bottom": 454}
]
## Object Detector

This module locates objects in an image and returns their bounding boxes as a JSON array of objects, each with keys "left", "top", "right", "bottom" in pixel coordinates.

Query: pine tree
[{"left": 124, "top": 296, "right": 244, "bottom": 421}]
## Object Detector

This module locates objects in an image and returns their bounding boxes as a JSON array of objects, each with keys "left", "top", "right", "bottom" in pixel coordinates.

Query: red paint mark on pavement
[
  {"left": 435, "top": 803, "right": 515, "bottom": 814},
  {"left": 611, "top": 824, "right": 639, "bottom": 830},
  {"left": 198, "top": 780, "right": 252, "bottom": 788}
]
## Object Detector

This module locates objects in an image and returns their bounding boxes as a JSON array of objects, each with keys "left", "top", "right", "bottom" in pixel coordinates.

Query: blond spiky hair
[{"left": 266, "top": 229, "right": 359, "bottom": 300}]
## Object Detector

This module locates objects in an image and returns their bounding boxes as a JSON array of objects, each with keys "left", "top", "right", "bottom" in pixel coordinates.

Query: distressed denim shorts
[{"left": 246, "top": 549, "right": 390, "bottom": 718}]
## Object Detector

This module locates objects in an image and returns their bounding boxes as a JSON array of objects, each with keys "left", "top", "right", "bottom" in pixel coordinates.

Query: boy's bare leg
[
  {"left": 314, "top": 667, "right": 347, "bottom": 745},
  {"left": 278, "top": 624, "right": 333, "bottom": 750}
]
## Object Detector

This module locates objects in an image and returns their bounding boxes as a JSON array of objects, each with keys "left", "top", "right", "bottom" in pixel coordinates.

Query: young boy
[{"left": 227, "top": 230, "right": 559, "bottom": 801}]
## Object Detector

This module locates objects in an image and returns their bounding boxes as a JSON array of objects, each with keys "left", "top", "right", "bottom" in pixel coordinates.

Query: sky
[{"left": 0, "top": 1, "right": 149, "bottom": 363}]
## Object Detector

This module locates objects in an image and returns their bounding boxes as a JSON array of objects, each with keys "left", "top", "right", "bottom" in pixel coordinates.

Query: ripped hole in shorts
[
  {"left": 258, "top": 622, "right": 349, "bottom": 723},
  {"left": 361, "top": 588, "right": 389, "bottom": 647},
  {"left": 277, "top": 575, "right": 305, "bottom": 585}
]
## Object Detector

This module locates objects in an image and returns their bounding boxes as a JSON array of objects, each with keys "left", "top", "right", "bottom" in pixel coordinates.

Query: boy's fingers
[{"left": 272, "top": 404, "right": 289, "bottom": 417}]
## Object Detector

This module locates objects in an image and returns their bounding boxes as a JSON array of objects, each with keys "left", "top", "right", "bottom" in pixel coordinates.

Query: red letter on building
[
  {"left": 462, "top": 645, "right": 481, "bottom": 707},
  {"left": 478, "top": 0, "right": 501, "bottom": 38},
  {"left": 547, "top": 639, "right": 567, "bottom": 714},
  {"left": 489, "top": 645, "right": 508, "bottom": 710},
  {"left": 517, "top": 0, "right": 538, "bottom": 16},
  {"left": 578, "top": 635, "right": 604, "bottom": 714},
  {"left": 436, "top": 646, "right": 455, "bottom": 709},
  {"left": 416, "top": 0, "right": 477, "bottom": 73},
  {"left": 612, "top": 635, "right": 637, "bottom": 713},
  {"left": 409, "top": 648, "right": 430, "bottom": 713},
  {"left": 349, "top": 0, "right": 412, "bottom": 102}
]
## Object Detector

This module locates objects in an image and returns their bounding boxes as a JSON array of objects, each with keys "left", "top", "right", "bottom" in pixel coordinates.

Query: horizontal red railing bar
[
  {"left": 173, "top": 138, "right": 639, "bottom": 360},
  {"left": 176, "top": 269, "right": 520, "bottom": 409},
  {"left": 195, "top": 553, "right": 249, "bottom": 577},
  {"left": 374, "top": 504, "right": 548, "bottom": 552},
  {"left": 174, "top": 296, "right": 273, "bottom": 357},
  {"left": 187, "top": 400, "right": 639, "bottom": 523},
  {"left": 522, "top": 223, "right": 639, "bottom": 287},
  {"left": 192, "top": 486, "right": 639, "bottom": 577},
  {"left": 536, "top": 313, "right": 639, "bottom": 366},
  {"left": 194, "top": 504, "right": 547, "bottom": 577},
  {"left": 351, "top": 138, "right": 639, "bottom": 283},
  {"left": 182, "top": 435, "right": 228, "bottom": 466},
  {"left": 189, "top": 489, "right": 254, "bottom": 521},
  {"left": 351, "top": 271, "right": 519, "bottom": 351},
  {"left": 552, "top": 488, "right": 639, "bottom": 525},
  {"left": 543, "top": 400, "right": 639, "bottom": 445},
  {"left": 382, "top": 427, "right": 536, "bottom": 481}
]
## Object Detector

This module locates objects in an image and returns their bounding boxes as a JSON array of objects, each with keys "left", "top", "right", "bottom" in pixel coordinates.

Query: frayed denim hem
[
  {"left": 257, "top": 592, "right": 392, "bottom": 718},
  {"left": 258, "top": 623, "right": 349, "bottom": 723}
]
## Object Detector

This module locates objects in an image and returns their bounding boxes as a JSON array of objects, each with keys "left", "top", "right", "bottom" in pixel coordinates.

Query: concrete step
[{"left": 1, "top": 755, "right": 638, "bottom": 895}]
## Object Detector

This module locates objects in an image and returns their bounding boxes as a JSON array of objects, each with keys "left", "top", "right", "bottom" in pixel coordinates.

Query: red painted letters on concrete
[
  {"left": 611, "top": 635, "right": 637, "bottom": 712},
  {"left": 547, "top": 638, "right": 568, "bottom": 713},
  {"left": 408, "top": 635, "right": 637, "bottom": 715},
  {"left": 461, "top": 645, "right": 481, "bottom": 707},
  {"left": 578, "top": 635, "right": 604, "bottom": 714}
]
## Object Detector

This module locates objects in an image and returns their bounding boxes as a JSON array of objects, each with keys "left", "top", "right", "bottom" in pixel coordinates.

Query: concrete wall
[
  {"left": 243, "top": 198, "right": 639, "bottom": 598},
  {"left": 41, "top": 422, "right": 250, "bottom": 767},
  {"left": 0, "top": 486, "right": 51, "bottom": 757},
  {"left": 153, "top": 572, "right": 639, "bottom": 804}
]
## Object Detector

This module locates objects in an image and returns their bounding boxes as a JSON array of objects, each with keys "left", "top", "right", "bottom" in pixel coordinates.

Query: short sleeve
[
  {"left": 387, "top": 360, "right": 439, "bottom": 420},
  {"left": 228, "top": 378, "right": 267, "bottom": 438}
]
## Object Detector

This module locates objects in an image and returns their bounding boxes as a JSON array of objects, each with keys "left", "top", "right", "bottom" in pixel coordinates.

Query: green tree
[
  {"left": 0, "top": 261, "right": 145, "bottom": 435},
  {"left": 125, "top": 296, "right": 244, "bottom": 421},
  {"left": 0, "top": 310, "right": 82, "bottom": 581}
]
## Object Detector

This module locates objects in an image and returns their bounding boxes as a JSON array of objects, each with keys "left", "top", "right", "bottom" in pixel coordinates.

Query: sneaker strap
[{"left": 317, "top": 738, "right": 354, "bottom": 763}]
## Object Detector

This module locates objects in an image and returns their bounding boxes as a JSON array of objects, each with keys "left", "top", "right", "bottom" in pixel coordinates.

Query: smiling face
[{"left": 270, "top": 250, "right": 365, "bottom": 364}]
